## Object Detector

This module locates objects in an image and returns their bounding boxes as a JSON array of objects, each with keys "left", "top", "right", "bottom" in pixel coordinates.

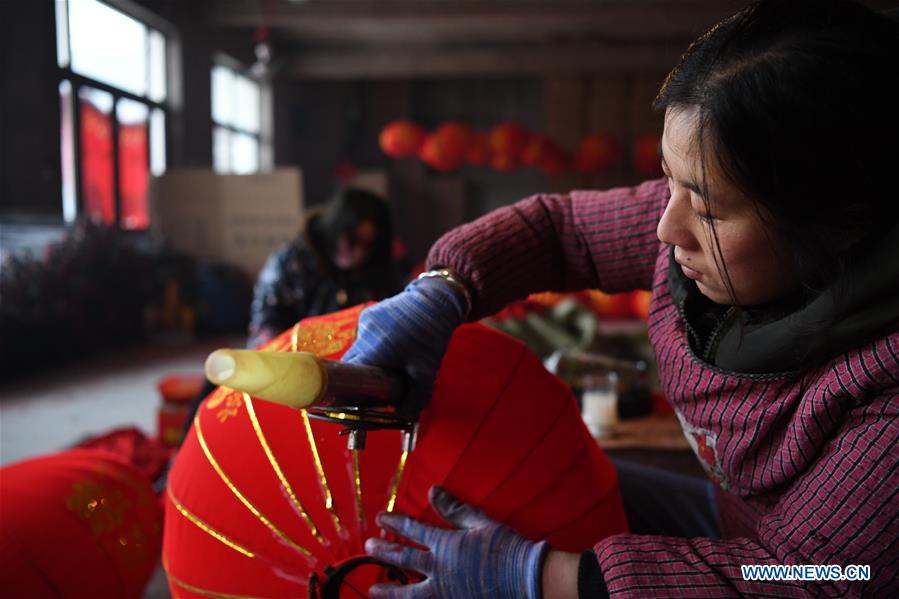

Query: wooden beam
[
  {"left": 280, "top": 41, "right": 685, "bottom": 79},
  {"left": 209, "top": 0, "right": 741, "bottom": 46}
]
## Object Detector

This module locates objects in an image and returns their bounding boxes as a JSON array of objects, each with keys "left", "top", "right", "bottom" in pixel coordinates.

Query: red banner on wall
[
  {"left": 119, "top": 122, "right": 149, "bottom": 229},
  {"left": 80, "top": 99, "right": 115, "bottom": 225}
]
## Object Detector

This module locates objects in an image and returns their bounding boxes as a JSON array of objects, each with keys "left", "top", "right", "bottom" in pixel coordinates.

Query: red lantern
[
  {"left": 487, "top": 122, "right": 531, "bottom": 171},
  {"left": 574, "top": 134, "right": 622, "bottom": 174},
  {"left": 163, "top": 306, "right": 629, "bottom": 597},
  {"left": 465, "top": 131, "right": 489, "bottom": 166},
  {"left": 630, "top": 290, "right": 652, "bottom": 321},
  {"left": 538, "top": 144, "right": 572, "bottom": 176},
  {"left": 0, "top": 449, "right": 163, "bottom": 598},
  {"left": 634, "top": 133, "right": 664, "bottom": 178},
  {"left": 521, "top": 136, "right": 571, "bottom": 176},
  {"left": 419, "top": 122, "right": 471, "bottom": 172},
  {"left": 521, "top": 135, "right": 553, "bottom": 167},
  {"left": 379, "top": 120, "right": 426, "bottom": 159},
  {"left": 488, "top": 151, "right": 520, "bottom": 172}
]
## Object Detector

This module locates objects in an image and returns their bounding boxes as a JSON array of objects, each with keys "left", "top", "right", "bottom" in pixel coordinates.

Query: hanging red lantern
[
  {"left": 574, "top": 134, "right": 622, "bottom": 175},
  {"left": 419, "top": 134, "right": 455, "bottom": 172},
  {"left": 521, "top": 135, "right": 554, "bottom": 167},
  {"left": 419, "top": 122, "right": 472, "bottom": 172},
  {"left": 379, "top": 120, "right": 426, "bottom": 159},
  {"left": 538, "top": 144, "right": 572, "bottom": 176},
  {"left": 634, "top": 133, "right": 664, "bottom": 177},
  {"left": 465, "top": 131, "right": 489, "bottom": 166},
  {"left": 488, "top": 151, "right": 520, "bottom": 172},
  {"left": 487, "top": 122, "right": 531, "bottom": 171}
]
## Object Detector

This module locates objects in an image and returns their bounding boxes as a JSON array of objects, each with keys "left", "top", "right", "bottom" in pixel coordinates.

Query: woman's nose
[{"left": 656, "top": 192, "right": 694, "bottom": 248}]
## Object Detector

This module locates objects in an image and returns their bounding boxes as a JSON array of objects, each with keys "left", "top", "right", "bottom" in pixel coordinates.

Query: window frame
[
  {"left": 55, "top": 0, "right": 178, "bottom": 229},
  {"left": 210, "top": 53, "right": 273, "bottom": 175}
]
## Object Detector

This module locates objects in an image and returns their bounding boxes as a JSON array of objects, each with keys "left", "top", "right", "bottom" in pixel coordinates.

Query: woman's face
[
  {"left": 656, "top": 106, "right": 800, "bottom": 306},
  {"left": 332, "top": 220, "right": 377, "bottom": 270}
]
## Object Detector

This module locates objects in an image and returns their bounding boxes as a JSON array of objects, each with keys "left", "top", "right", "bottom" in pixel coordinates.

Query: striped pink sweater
[{"left": 428, "top": 178, "right": 898, "bottom": 597}]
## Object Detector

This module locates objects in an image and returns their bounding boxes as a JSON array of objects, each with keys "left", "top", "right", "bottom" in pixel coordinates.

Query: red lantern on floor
[
  {"left": 634, "top": 133, "right": 664, "bottom": 177},
  {"left": 575, "top": 134, "right": 622, "bottom": 174},
  {"left": 379, "top": 120, "right": 426, "bottom": 159},
  {"left": 163, "top": 305, "right": 628, "bottom": 598},
  {"left": 0, "top": 449, "right": 163, "bottom": 598}
]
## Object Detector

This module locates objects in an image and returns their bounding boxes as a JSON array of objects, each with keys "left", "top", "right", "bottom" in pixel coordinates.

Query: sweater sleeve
[
  {"left": 248, "top": 243, "right": 305, "bottom": 346},
  {"left": 426, "top": 179, "right": 668, "bottom": 319},
  {"left": 592, "top": 389, "right": 899, "bottom": 597}
]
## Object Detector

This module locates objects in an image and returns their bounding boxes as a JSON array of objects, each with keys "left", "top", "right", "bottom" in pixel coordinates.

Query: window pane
[
  {"left": 69, "top": 0, "right": 147, "bottom": 96},
  {"left": 55, "top": 1, "right": 70, "bottom": 68},
  {"left": 150, "top": 109, "right": 166, "bottom": 177},
  {"left": 117, "top": 99, "right": 149, "bottom": 230},
  {"left": 231, "top": 133, "right": 259, "bottom": 175},
  {"left": 148, "top": 30, "right": 167, "bottom": 102},
  {"left": 213, "top": 126, "right": 231, "bottom": 173},
  {"left": 79, "top": 87, "right": 115, "bottom": 225},
  {"left": 59, "top": 80, "right": 77, "bottom": 223},
  {"left": 211, "top": 66, "right": 234, "bottom": 126},
  {"left": 234, "top": 75, "right": 260, "bottom": 133}
]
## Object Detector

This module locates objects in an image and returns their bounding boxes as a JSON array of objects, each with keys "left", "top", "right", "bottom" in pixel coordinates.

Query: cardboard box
[{"left": 150, "top": 168, "right": 304, "bottom": 277}]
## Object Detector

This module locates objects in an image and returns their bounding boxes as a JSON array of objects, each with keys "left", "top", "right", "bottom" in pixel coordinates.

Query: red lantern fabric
[
  {"left": 539, "top": 144, "right": 572, "bottom": 176},
  {"left": 418, "top": 122, "right": 472, "bottom": 172},
  {"left": 634, "top": 133, "right": 664, "bottom": 177},
  {"left": 574, "top": 134, "right": 622, "bottom": 174},
  {"left": 163, "top": 305, "right": 628, "bottom": 597},
  {"left": 379, "top": 120, "right": 426, "bottom": 159},
  {"left": 521, "top": 135, "right": 553, "bottom": 167},
  {"left": 522, "top": 136, "right": 571, "bottom": 176},
  {"left": 0, "top": 449, "right": 163, "bottom": 598},
  {"left": 487, "top": 122, "right": 531, "bottom": 171},
  {"left": 419, "top": 134, "right": 455, "bottom": 172},
  {"left": 465, "top": 130, "right": 489, "bottom": 166}
]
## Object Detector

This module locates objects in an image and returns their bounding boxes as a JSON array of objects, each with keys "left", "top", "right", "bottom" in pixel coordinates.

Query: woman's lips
[{"left": 680, "top": 263, "right": 703, "bottom": 281}]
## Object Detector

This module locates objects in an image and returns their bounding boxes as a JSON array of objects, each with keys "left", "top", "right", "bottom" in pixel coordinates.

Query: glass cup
[{"left": 580, "top": 371, "right": 619, "bottom": 439}]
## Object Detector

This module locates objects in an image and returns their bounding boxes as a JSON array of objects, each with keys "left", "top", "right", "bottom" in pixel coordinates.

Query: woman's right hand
[{"left": 341, "top": 274, "right": 470, "bottom": 414}]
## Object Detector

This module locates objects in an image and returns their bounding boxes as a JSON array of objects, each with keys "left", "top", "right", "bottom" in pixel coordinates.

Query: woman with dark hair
[
  {"left": 248, "top": 186, "right": 403, "bottom": 348},
  {"left": 342, "top": 0, "right": 899, "bottom": 596}
]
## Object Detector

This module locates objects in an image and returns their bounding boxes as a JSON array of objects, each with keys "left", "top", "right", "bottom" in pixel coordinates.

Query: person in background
[
  {"left": 248, "top": 186, "right": 404, "bottom": 348},
  {"left": 178, "top": 187, "right": 404, "bottom": 444},
  {"left": 342, "top": 0, "right": 899, "bottom": 597}
]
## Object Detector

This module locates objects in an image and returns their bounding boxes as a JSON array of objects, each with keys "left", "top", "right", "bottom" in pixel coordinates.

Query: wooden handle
[{"left": 204, "top": 348, "right": 403, "bottom": 409}]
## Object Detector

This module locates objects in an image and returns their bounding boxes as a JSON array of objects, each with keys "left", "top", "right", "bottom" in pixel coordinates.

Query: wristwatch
[{"left": 417, "top": 267, "right": 473, "bottom": 319}]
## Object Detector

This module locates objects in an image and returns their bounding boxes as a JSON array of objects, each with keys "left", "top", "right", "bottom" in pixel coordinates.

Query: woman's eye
[{"left": 694, "top": 212, "right": 714, "bottom": 223}]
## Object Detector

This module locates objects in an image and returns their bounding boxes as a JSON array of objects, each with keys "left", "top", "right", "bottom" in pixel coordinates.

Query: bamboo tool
[{"left": 205, "top": 348, "right": 412, "bottom": 449}]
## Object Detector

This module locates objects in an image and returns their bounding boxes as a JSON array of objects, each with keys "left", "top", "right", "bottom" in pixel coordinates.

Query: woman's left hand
[{"left": 365, "top": 486, "right": 549, "bottom": 599}]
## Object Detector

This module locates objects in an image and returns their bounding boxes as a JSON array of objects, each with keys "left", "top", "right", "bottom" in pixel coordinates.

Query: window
[
  {"left": 211, "top": 63, "right": 269, "bottom": 175},
  {"left": 56, "top": 0, "right": 169, "bottom": 230}
]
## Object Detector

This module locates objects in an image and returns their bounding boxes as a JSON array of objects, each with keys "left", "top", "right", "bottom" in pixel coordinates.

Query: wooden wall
[{"left": 275, "top": 74, "right": 667, "bottom": 263}]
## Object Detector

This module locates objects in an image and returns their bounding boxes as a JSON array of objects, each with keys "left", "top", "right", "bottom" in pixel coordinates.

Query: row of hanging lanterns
[{"left": 379, "top": 120, "right": 663, "bottom": 177}]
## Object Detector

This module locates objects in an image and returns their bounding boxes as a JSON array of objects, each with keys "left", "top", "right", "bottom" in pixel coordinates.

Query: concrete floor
[
  {"left": 0, "top": 335, "right": 241, "bottom": 466},
  {"left": 0, "top": 334, "right": 701, "bottom": 597},
  {"left": 0, "top": 335, "right": 243, "bottom": 599}
]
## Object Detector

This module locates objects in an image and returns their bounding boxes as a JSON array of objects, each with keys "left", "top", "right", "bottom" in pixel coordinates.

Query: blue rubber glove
[
  {"left": 365, "top": 487, "right": 549, "bottom": 599},
  {"left": 342, "top": 277, "right": 468, "bottom": 413}
]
